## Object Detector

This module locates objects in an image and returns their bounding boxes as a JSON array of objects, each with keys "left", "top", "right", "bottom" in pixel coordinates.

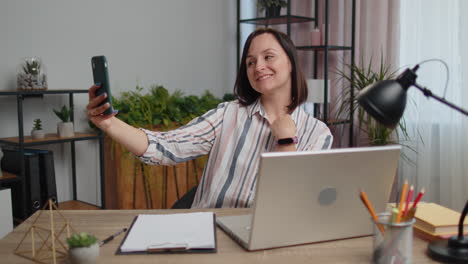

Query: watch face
[{"left": 278, "top": 138, "right": 294, "bottom": 145}]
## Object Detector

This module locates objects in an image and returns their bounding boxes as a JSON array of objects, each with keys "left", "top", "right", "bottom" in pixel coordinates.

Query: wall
[{"left": 0, "top": 0, "right": 236, "bottom": 206}]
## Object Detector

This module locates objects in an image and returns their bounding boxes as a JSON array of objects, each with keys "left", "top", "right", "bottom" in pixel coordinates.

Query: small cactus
[
  {"left": 33, "top": 119, "right": 42, "bottom": 130},
  {"left": 66, "top": 232, "right": 98, "bottom": 248}
]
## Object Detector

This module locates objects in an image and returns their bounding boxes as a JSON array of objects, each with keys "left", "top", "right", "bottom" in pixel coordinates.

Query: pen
[
  {"left": 99, "top": 228, "right": 128, "bottom": 247},
  {"left": 403, "top": 185, "right": 414, "bottom": 217},
  {"left": 359, "top": 190, "right": 385, "bottom": 235},
  {"left": 396, "top": 180, "right": 408, "bottom": 223}
]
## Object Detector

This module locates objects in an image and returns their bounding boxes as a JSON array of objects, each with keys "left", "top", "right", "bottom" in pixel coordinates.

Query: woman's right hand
[{"left": 86, "top": 84, "right": 118, "bottom": 131}]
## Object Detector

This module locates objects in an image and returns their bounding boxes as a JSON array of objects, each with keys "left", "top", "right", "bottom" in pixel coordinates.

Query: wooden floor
[{"left": 58, "top": 200, "right": 100, "bottom": 210}]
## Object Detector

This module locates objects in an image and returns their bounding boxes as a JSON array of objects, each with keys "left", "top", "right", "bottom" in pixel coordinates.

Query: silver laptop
[{"left": 216, "top": 145, "right": 401, "bottom": 251}]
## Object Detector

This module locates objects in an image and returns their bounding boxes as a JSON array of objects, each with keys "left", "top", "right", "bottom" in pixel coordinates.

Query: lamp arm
[{"left": 413, "top": 83, "right": 468, "bottom": 116}]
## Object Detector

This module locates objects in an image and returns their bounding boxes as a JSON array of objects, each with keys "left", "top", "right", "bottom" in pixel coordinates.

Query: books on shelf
[{"left": 414, "top": 203, "right": 468, "bottom": 240}]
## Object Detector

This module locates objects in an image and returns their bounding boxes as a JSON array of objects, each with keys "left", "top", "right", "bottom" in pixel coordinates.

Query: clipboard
[{"left": 115, "top": 212, "right": 217, "bottom": 254}]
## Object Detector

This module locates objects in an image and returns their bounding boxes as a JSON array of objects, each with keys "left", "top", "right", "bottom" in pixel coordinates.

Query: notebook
[
  {"left": 414, "top": 203, "right": 468, "bottom": 235},
  {"left": 117, "top": 212, "right": 217, "bottom": 254},
  {"left": 216, "top": 145, "right": 401, "bottom": 251}
]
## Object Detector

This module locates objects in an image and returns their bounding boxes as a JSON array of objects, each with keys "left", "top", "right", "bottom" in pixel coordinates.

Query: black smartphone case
[{"left": 91, "top": 55, "right": 114, "bottom": 115}]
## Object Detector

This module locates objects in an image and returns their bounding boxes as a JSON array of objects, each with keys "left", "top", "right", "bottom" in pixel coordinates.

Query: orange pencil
[
  {"left": 396, "top": 180, "right": 408, "bottom": 223},
  {"left": 403, "top": 185, "right": 414, "bottom": 216},
  {"left": 359, "top": 190, "right": 385, "bottom": 235}
]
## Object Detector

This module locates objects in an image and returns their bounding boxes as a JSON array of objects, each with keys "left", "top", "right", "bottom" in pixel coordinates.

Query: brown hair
[{"left": 234, "top": 28, "right": 307, "bottom": 112}]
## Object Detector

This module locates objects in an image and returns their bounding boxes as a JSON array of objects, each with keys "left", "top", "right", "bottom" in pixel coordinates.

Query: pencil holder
[{"left": 372, "top": 212, "right": 415, "bottom": 264}]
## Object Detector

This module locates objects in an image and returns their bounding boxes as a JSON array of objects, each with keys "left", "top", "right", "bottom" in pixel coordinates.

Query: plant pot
[
  {"left": 31, "top": 129, "right": 45, "bottom": 139},
  {"left": 265, "top": 5, "right": 281, "bottom": 17},
  {"left": 69, "top": 243, "right": 99, "bottom": 264},
  {"left": 57, "top": 122, "right": 74, "bottom": 137}
]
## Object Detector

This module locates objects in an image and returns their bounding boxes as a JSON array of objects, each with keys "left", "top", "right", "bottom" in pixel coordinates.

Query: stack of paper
[{"left": 119, "top": 212, "right": 216, "bottom": 253}]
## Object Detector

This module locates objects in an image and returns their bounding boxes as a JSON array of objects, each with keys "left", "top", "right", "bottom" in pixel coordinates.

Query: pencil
[
  {"left": 396, "top": 180, "right": 408, "bottom": 223},
  {"left": 409, "top": 187, "right": 425, "bottom": 211},
  {"left": 403, "top": 185, "right": 414, "bottom": 217},
  {"left": 359, "top": 190, "right": 385, "bottom": 235}
]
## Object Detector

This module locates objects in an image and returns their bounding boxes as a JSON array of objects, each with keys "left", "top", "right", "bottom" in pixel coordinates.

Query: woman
[{"left": 86, "top": 28, "right": 332, "bottom": 208}]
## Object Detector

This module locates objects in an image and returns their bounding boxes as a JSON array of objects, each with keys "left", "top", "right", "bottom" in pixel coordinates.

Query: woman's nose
[{"left": 255, "top": 59, "right": 266, "bottom": 71}]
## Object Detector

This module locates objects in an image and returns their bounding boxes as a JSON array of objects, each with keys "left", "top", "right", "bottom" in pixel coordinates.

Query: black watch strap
[{"left": 277, "top": 136, "right": 298, "bottom": 145}]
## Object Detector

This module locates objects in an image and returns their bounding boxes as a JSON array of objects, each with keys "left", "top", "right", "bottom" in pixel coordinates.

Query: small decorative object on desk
[
  {"left": 53, "top": 105, "right": 74, "bottom": 137},
  {"left": 31, "top": 118, "right": 45, "bottom": 139},
  {"left": 372, "top": 212, "right": 415, "bottom": 264},
  {"left": 360, "top": 185, "right": 417, "bottom": 264},
  {"left": 17, "top": 57, "right": 48, "bottom": 90},
  {"left": 67, "top": 232, "right": 99, "bottom": 264}
]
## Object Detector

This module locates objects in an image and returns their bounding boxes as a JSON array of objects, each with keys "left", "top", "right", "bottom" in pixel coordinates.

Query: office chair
[{"left": 171, "top": 185, "right": 198, "bottom": 209}]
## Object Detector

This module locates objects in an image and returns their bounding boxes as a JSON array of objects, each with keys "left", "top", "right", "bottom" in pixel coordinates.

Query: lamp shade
[{"left": 357, "top": 80, "right": 408, "bottom": 129}]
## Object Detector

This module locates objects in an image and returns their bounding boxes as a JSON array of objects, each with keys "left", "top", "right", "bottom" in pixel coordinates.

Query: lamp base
[{"left": 427, "top": 236, "right": 468, "bottom": 263}]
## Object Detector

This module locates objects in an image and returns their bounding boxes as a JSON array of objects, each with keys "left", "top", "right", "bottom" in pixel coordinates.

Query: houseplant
[
  {"left": 31, "top": 118, "right": 45, "bottom": 139},
  {"left": 67, "top": 232, "right": 99, "bottom": 264},
  {"left": 53, "top": 105, "right": 75, "bottom": 137},
  {"left": 334, "top": 56, "right": 411, "bottom": 146},
  {"left": 257, "top": 0, "right": 287, "bottom": 17},
  {"left": 17, "top": 57, "right": 48, "bottom": 90}
]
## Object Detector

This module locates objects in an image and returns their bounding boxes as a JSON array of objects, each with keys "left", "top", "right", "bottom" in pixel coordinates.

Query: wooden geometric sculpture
[{"left": 14, "top": 199, "right": 76, "bottom": 264}]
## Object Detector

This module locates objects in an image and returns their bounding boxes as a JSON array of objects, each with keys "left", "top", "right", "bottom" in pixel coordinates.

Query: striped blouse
[{"left": 137, "top": 99, "right": 333, "bottom": 208}]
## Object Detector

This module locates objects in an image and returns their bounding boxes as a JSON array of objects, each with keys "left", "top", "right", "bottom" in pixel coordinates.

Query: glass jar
[{"left": 17, "top": 57, "right": 48, "bottom": 90}]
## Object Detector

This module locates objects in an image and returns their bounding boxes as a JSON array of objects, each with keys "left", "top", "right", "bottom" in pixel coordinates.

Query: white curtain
[{"left": 399, "top": 0, "right": 468, "bottom": 211}]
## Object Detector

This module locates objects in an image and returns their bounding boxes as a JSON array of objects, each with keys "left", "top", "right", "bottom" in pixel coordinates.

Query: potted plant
[
  {"left": 257, "top": 0, "right": 287, "bottom": 17},
  {"left": 17, "top": 57, "right": 48, "bottom": 90},
  {"left": 334, "top": 56, "right": 411, "bottom": 146},
  {"left": 67, "top": 232, "right": 99, "bottom": 264},
  {"left": 53, "top": 105, "right": 75, "bottom": 137},
  {"left": 31, "top": 118, "right": 45, "bottom": 139}
]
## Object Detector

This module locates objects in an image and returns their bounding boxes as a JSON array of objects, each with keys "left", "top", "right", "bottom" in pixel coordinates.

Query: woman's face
[{"left": 246, "top": 33, "right": 292, "bottom": 97}]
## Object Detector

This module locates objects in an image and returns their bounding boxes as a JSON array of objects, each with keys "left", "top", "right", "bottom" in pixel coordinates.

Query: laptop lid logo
[{"left": 318, "top": 187, "right": 337, "bottom": 206}]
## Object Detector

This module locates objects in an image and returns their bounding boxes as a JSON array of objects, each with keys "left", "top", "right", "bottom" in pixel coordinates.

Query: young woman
[{"left": 86, "top": 28, "right": 332, "bottom": 208}]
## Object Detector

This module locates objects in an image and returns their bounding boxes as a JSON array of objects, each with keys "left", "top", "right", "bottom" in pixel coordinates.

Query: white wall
[{"left": 0, "top": 0, "right": 237, "bottom": 206}]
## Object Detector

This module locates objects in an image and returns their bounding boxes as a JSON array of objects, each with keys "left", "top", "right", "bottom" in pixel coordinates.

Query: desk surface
[{"left": 0, "top": 209, "right": 438, "bottom": 264}]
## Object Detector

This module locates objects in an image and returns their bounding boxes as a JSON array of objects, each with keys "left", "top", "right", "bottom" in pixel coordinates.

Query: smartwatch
[{"left": 277, "top": 136, "right": 298, "bottom": 145}]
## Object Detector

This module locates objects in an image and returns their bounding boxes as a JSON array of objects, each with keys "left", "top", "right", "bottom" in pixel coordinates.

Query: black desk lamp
[{"left": 356, "top": 64, "right": 468, "bottom": 263}]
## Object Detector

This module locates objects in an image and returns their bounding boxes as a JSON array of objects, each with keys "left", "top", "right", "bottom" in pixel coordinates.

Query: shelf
[
  {"left": 296, "top": 45, "right": 352, "bottom": 51},
  {"left": 240, "top": 15, "right": 315, "bottom": 25},
  {"left": 0, "top": 89, "right": 88, "bottom": 96},
  {"left": 0, "top": 171, "right": 20, "bottom": 184},
  {"left": 0, "top": 132, "right": 101, "bottom": 146}
]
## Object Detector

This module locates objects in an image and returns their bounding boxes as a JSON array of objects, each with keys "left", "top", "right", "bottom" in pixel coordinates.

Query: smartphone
[{"left": 91, "top": 55, "right": 114, "bottom": 115}]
